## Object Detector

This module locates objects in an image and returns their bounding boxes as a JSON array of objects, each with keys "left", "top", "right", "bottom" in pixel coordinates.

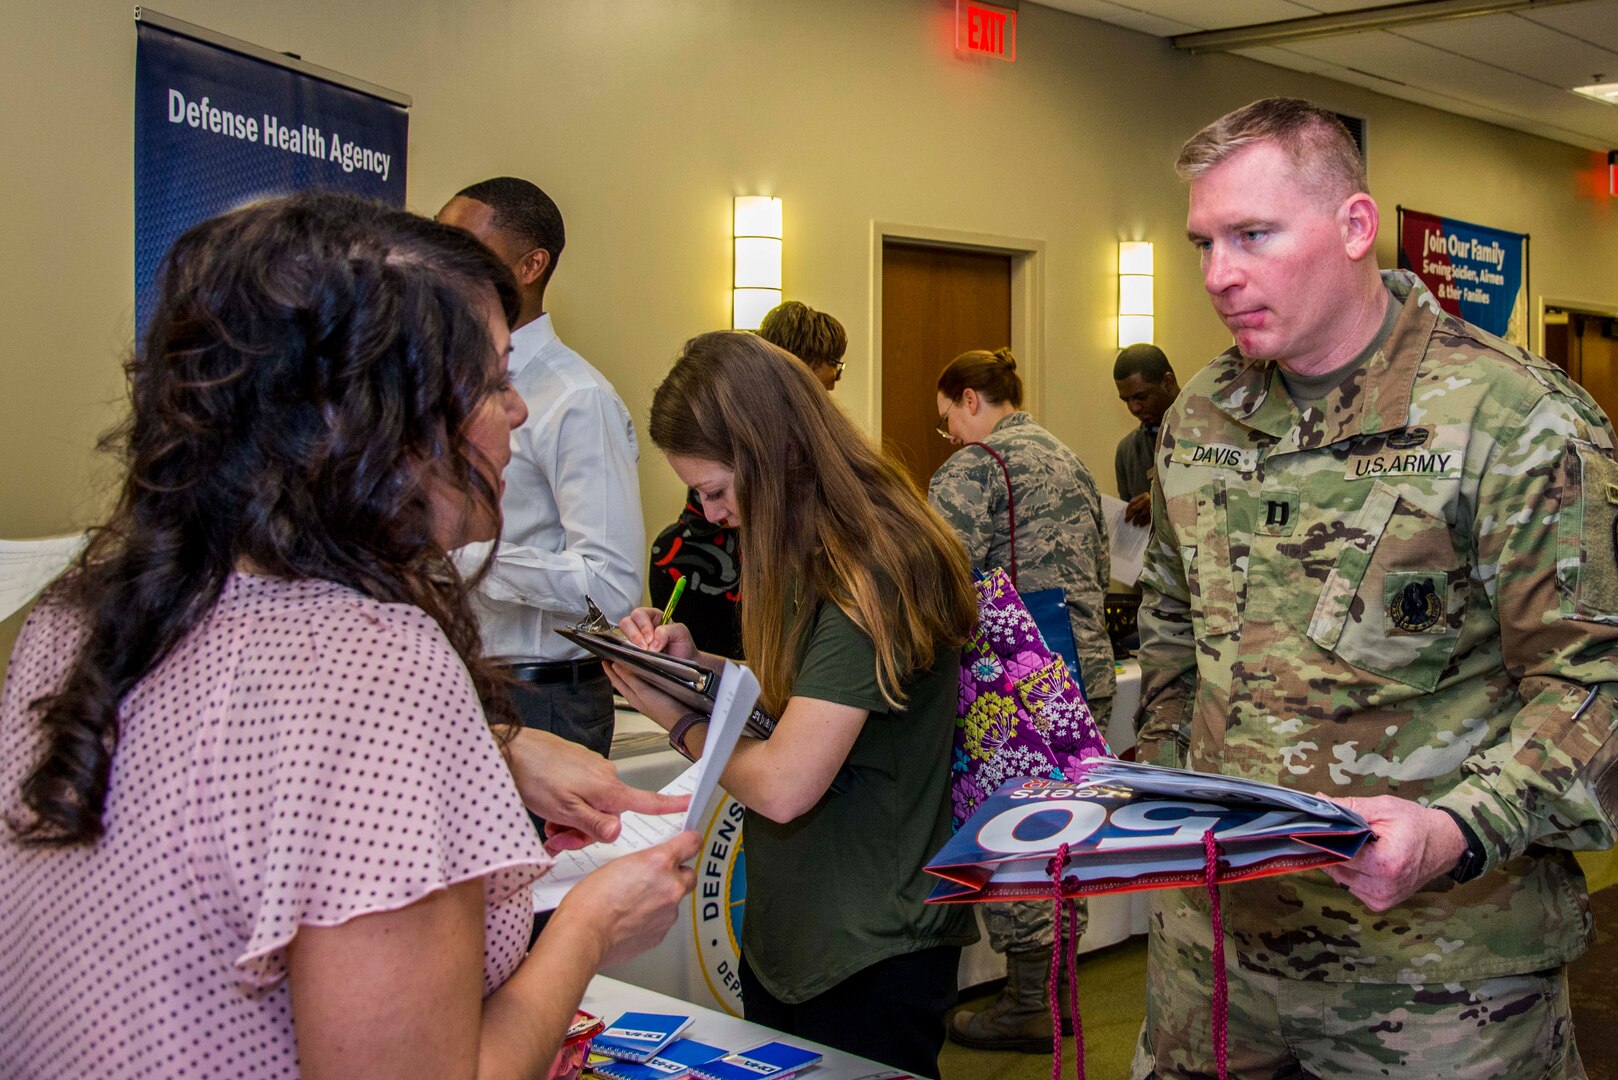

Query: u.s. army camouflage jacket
[
  {"left": 930, "top": 412, "right": 1116, "bottom": 710},
  {"left": 1137, "top": 271, "right": 1618, "bottom": 983}
]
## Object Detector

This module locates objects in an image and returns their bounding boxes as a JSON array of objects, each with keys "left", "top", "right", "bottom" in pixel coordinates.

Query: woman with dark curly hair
[
  {"left": 757, "top": 300, "right": 847, "bottom": 390},
  {"left": 0, "top": 193, "right": 695, "bottom": 1079},
  {"left": 609, "top": 331, "right": 979, "bottom": 1078}
]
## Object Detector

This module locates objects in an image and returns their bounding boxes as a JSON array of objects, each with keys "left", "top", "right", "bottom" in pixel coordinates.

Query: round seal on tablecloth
[{"left": 692, "top": 794, "right": 746, "bottom": 1015}]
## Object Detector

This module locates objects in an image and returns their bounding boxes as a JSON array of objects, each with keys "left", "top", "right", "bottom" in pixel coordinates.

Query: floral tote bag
[{"left": 952, "top": 566, "right": 1112, "bottom": 829}]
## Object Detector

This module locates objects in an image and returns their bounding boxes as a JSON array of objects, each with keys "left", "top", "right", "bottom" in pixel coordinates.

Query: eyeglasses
[
  {"left": 833, "top": 360, "right": 847, "bottom": 377},
  {"left": 935, "top": 401, "right": 955, "bottom": 439}
]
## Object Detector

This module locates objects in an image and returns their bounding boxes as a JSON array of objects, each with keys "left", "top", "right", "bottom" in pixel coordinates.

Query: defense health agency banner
[
  {"left": 135, "top": 19, "right": 409, "bottom": 331},
  {"left": 1397, "top": 207, "right": 1528, "bottom": 345}
]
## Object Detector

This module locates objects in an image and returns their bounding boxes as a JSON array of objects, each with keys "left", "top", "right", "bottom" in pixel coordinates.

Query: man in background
[
  {"left": 1112, "top": 343, "right": 1178, "bottom": 527},
  {"left": 438, "top": 177, "right": 644, "bottom": 763}
]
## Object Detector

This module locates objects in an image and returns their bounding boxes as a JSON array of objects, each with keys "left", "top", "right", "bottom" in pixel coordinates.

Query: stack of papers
[
  {"left": 1100, "top": 495, "right": 1149, "bottom": 586},
  {"left": 926, "top": 757, "right": 1371, "bottom": 902},
  {"left": 687, "top": 1042, "right": 823, "bottom": 1080},
  {"left": 591, "top": 1038, "right": 728, "bottom": 1080},
  {"left": 592, "top": 1013, "right": 694, "bottom": 1063},
  {"left": 532, "top": 662, "right": 760, "bottom": 912}
]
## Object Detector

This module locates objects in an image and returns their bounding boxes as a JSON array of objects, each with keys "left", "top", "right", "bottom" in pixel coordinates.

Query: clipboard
[{"left": 556, "top": 600, "right": 776, "bottom": 738}]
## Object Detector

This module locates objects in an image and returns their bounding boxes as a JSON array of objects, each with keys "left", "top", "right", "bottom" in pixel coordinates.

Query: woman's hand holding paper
[
  {"left": 505, "top": 728, "right": 689, "bottom": 851},
  {"left": 549, "top": 831, "right": 700, "bottom": 969}
]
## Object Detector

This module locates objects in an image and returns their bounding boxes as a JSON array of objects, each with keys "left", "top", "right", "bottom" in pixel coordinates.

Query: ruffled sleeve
[{"left": 179, "top": 591, "right": 549, "bottom": 990}]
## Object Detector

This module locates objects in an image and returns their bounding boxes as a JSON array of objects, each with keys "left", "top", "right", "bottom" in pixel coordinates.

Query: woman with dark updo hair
[
  {"left": 929, "top": 346, "right": 1113, "bottom": 1051},
  {"left": 0, "top": 193, "right": 695, "bottom": 1079}
]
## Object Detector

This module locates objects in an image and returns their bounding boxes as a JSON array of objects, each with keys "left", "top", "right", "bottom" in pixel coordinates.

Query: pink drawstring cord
[
  {"left": 1046, "top": 844, "right": 1084, "bottom": 1080},
  {"left": 1203, "top": 829, "right": 1228, "bottom": 1080},
  {"left": 1043, "top": 830, "right": 1226, "bottom": 1080}
]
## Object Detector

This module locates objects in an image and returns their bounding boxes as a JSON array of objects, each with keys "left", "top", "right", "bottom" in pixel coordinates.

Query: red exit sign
[{"left": 957, "top": 0, "right": 1017, "bottom": 61}]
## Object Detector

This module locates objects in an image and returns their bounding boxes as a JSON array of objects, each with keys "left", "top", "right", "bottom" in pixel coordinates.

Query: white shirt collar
[{"left": 508, "top": 312, "right": 557, "bottom": 377}]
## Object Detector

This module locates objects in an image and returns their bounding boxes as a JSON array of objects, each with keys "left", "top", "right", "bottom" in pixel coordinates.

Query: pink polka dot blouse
[{"left": 0, "top": 573, "right": 551, "bottom": 1077}]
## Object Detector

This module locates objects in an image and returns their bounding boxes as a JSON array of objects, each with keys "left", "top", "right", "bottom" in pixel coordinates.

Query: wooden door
[
  {"left": 1552, "top": 310, "right": 1618, "bottom": 428},
  {"left": 1571, "top": 314, "right": 1618, "bottom": 428},
  {"left": 880, "top": 242, "right": 1012, "bottom": 489}
]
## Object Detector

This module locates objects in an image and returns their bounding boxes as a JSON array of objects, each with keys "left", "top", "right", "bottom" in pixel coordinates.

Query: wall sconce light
[
  {"left": 733, "top": 196, "right": 782, "bottom": 330},
  {"left": 1118, "top": 241, "right": 1154, "bottom": 348}
]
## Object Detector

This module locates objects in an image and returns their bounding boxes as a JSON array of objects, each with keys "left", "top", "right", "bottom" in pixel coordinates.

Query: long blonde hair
[{"left": 649, "top": 332, "right": 976, "bottom": 714}]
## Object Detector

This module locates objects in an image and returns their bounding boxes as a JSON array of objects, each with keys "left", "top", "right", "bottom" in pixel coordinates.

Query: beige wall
[{"left": 4, "top": 0, "right": 1616, "bottom": 649}]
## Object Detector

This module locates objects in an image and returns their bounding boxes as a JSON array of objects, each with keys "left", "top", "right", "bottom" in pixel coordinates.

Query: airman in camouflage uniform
[
  {"left": 1132, "top": 98, "right": 1618, "bottom": 1079},
  {"left": 930, "top": 412, "right": 1115, "bottom": 720},
  {"left": 931, "top": 406, "right": 1113, "bottom": 1050}
]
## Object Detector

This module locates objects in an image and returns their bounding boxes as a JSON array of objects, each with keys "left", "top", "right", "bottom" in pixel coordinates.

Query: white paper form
[
  {"left": 532, "top": 661, "right": 760, "bottom": 911},
  {"left": 1101, "top": 495, "right": 1150, "bottom": 587},
  {"left": 0, "top": 536, "right": 88, "bottom": 623}
]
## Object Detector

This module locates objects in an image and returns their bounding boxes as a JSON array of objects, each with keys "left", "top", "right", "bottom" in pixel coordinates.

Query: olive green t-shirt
[{"left": 739, "top": 599, "right": 979, "bottom": 1003}]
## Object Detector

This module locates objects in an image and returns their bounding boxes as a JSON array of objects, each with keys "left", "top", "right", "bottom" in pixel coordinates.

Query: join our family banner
[
  {"left": 134, "top": 19, "right": 409, "bottom": 332},
  {"left": 1397, "top": 207, "right": 1528, "bottom": 345}
]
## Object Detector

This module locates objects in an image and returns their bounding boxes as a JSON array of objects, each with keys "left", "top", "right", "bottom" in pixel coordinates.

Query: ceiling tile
[
  {"left": 1242, "top": 32, "right": 1618, "bottom": 147},
  {"left": 1106, "top": 0, "right": 1319, "bottom": 27},
  {"left": 1517, "top": 1, "right": 1618, "bottom": 55},
  {"left": 1033, "top": 0, "right": 1311, "bottom": 32},
  {"left": 1226, "top": 43, "right": 1340, "bottom": 77},
  {"left": 1394, "top": 11, "right": 1618, "bottom": 89},
  {"left": 1280, "top": 0, "right": 1408, "bottom": 10},
  {"left": 1030, "top": 1, "right": 1201, "bottom": 35},
  {"left": 1032, "top": 0, "right": 1618, "bottom": 149}
]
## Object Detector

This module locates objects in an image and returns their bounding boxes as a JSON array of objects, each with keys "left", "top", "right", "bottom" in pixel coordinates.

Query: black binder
[{"left": 556, "top": 600, "right": 776, "bottom": 738}]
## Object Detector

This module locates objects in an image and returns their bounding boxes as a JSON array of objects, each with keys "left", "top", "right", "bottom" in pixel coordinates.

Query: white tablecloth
[{"left": 599, "top": 661, "right": 1147, "bottom": 1010}]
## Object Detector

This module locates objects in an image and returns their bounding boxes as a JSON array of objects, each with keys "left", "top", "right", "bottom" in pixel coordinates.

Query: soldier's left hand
[{"left": 1317, "top": 794, "right": 1469, "bottom": 911}]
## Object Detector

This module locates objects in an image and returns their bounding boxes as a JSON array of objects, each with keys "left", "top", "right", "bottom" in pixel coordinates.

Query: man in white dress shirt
[{"left": 438, "top": 177, "right": 645, "bottom": 762}]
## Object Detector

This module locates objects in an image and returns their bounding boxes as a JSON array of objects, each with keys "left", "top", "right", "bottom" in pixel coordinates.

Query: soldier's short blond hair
[{"left": 1176, "top": 98, "right": 1367, "bottom": 207}]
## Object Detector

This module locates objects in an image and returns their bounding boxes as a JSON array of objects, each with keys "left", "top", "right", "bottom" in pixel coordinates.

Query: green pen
[{"left": 660, "top": 576, "right": 687, "bottom": 626}]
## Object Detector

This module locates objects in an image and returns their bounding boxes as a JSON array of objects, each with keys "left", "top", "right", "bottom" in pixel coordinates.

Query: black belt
[{"left": 501, "top": 659, "right": 605, "bottom": 686}]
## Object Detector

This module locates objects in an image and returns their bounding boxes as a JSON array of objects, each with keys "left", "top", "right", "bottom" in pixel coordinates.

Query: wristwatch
[
  {"left": 668, "top": 711, "right": 707, "bottom": 761},
  {"left": 1437, "top": 806, "right": 1488, "bottom": 884}
]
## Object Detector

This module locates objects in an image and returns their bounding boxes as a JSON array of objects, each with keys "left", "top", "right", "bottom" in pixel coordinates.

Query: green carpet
[{"left": 940, "top": 937, "right": 1146, "bottom": 1080}]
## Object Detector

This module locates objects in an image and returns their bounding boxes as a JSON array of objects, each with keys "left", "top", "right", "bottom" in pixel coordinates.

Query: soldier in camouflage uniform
[
  {"left": 929, "top": 347, "right": 1114, "bottom": 1051},
  {"left": 1130, "top": 97, "right": 1618, "bottom": 1079}
]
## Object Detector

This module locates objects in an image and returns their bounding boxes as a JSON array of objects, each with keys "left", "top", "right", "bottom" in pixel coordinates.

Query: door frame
[
  {"left": 867, "top": 222, "right": 1045, "bottom": 438},
  {"left": 1540, "top": 295, "right": 1618, "bottom": 357}
]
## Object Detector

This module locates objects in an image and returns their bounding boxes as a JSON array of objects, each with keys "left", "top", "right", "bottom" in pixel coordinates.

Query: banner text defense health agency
[{"left": 167, "top": 89, "right": 393, "bottom": 180}]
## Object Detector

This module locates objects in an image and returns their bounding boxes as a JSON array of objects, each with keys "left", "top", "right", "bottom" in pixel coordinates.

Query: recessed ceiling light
[{"left": 1572, "top": 82, "right": 1618, "bottom": 105}]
